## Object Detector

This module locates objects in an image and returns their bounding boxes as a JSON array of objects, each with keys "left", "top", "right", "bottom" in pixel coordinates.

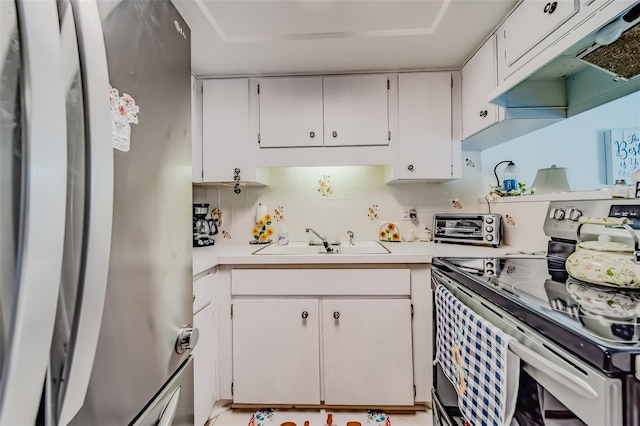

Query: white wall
[{"left": 480, "top": 91, "right": 640, "bottom": 193}]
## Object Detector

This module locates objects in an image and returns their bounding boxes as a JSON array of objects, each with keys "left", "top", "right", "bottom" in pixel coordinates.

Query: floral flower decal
[
  {"left": 465, "top": 158, "right": 476, "bottom": 168},
  {"left": 505, "top": 214, "right": 516, "bottom": 226},
  {"left": 368, "top": 204, "right": 379, "bottom": 220},
  {"left": 451, "top": 199, "right": 462, "bottom": 209},
  {"left": 273, "top": 205, "right": 285, "bottom": 222},
  {"left": 317, "top": 175, "right": 333, "bottom": 197},
  {"left": 253, "top": 214, "right": 273, "bottom": 243},
  {"left": 367, "top": 410, "right": 391, "bottom": 425},
  {"left": 379, "top": 223, "right": 400, "bottom": 242},
  {"left": 222, "top": 230, "right": 231, "bottom": 239},
  {"left": 248, "top": 408, "right": 274, "bottom": 426}
]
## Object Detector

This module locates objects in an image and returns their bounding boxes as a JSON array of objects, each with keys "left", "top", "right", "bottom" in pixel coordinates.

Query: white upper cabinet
[
  {"left": 393, "top": 72, "right": 454, "bottom": 181},
  {"left": 323, "top": 74, "right": 391, "bottom": 146},
  {"left": 257, "top": 77, "right": 324, "bottom": 148},
  {"left": 462, "top": 35, "right": 499, "bottom": 140},
  {"left": 498, "top": 0, "right": 579, "bottom": 81},
  {"left": 202, "top": 79, "right": 265, "bottom": 184}
]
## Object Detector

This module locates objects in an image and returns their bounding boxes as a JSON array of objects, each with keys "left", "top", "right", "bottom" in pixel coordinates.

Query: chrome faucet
[
  {"left": 347, "top": 230, "right": 354, "bottom": 246},
  {"left": 306, "top": 228, "right": 333, "bottom": 253}
]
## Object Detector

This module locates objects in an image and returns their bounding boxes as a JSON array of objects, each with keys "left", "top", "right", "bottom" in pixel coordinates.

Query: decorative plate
[
  {"left": 379, "top": 222, "right": 401, "bottom": 242},
  {"left": 566, "top": 277, "right": 640, "bottom": 318}
]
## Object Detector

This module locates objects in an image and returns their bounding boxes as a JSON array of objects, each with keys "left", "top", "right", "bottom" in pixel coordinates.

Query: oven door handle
[{"left": 509, "top": 340, "right": 598, "bottom": 400}]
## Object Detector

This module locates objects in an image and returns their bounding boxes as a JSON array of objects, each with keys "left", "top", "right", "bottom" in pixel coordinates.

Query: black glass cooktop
[{"left": 432, "top": 256, "right": 640, "bottom": 375}]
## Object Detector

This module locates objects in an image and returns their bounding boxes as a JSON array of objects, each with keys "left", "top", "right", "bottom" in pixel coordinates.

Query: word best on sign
[{"left": 605, "top": 128, "right": 640, "bottom": 184}]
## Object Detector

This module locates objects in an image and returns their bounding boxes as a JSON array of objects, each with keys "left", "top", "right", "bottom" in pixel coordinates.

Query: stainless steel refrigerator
[{"left": 0, "top": 0, "right": 194, "bottom": 424}]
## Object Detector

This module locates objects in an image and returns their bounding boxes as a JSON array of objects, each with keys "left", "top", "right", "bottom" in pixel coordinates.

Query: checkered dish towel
[{"left": 435, "top": 285, "right": 520, "bottom": 426}]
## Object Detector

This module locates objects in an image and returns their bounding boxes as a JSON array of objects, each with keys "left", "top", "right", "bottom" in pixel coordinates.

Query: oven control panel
[{"left": 544, "top": 199, "right": 640, "bottom": 241}]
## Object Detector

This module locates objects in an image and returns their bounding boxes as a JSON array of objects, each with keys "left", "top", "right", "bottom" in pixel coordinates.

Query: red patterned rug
[{"left": 248, "top": 409, "right": 391, "bottom": 426}]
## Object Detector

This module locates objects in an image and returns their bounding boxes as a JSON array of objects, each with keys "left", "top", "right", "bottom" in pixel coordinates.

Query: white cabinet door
[
  {"left": 193, "top": 272, "right": 216, "bottom": 426},
  {"left": 323, "top": 74, "right": 390, "bottom": 146},
  {"left": 232, "top": 299, "right": 321, "bottom": 404},
  {"left": 258, "top": 77, "right": 324, "bottom": 148},
  {"left": 322, "top": 299, "right": 414, "bottom": 406},
  {"left": 499, "top": 0, "right": 579, "bottom": 80},
  {"left": 202, "top": 79, "right": 251, "bottom": 182},
  {"left": 396, "top": 72, "right": 452, "bottom": 180},
  {"left": 462, "top": 35, "right": 499, "bottom": 140},
  {"left": 193, "top": 303, "right": 215, "bottom": 426},
  {"left": 192, "top": 76, "right": 203, "bottom": 183}
]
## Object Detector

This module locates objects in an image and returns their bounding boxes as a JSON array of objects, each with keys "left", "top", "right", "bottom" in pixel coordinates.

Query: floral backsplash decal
[
  {"left": 317, "top": 175, "right": 333, "bottom": 197},
  {"left": 252, "top": 213, "right": 273, "bottom": 243},
  {"left": 222, "top": 230, "right": 231, "bottom": 239},
  {"left": 505, "top": 214, "right": 516, "bottom": 226},
  {"left": 451, "top": 199, "right": 463, "bottom": 209},
  {"left": 465, "top": 158, "right": 476, "bottom": 168},
  {"left": 273, "top": 205, "right": 285, "bottom": 222},
  {"left": 109, "top": 85, "right": 139, "bottom": 152},
  {"left": 368, "top": 204, "right": 379, "bottom": 220}
]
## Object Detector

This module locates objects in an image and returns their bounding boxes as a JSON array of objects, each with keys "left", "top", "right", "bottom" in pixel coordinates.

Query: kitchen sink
[{"left": 252, "top": 240, "right": 390, "bottom": 255}]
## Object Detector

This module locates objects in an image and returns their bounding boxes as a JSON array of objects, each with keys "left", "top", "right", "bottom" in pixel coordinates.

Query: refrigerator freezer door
[
  {"left": 68, "top": 1, "right": 193, "bottom": 424},
  {"left": 0, "top": 0, "right": 67, "bottom": 424}
]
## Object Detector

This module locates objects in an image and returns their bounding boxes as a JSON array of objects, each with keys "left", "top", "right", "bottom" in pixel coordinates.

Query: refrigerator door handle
[
  {"left": 55, "top": 0, "right": 114, "bottom": 424},
  {"left": 0, "top": 1, "right": 67, "bottom": 424}
]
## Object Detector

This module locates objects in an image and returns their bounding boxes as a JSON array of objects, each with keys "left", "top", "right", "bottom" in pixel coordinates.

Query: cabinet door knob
[
  {"left": 332, "top": 131, "right": 338, "bottom": 138},
  {"left": 301, "top": 311, "right": 309, "bottom": 319},
  {"left": 309, "top": 131, "right": 315, "bottom": 138},
  {"left": 479, "top": 110, "right": 488, "bottom": 118},
  {"left": 548, "top": 1, "right": 557, "bottom": 13},
  {"left": 544, "top": 2, "right": 551, "bottom": 12},
  {"left": 407, "top": 164, "right": 414, "bottom": 171},
  {"left": 333, "top": 311, "right": 340, "bottom": 320}
]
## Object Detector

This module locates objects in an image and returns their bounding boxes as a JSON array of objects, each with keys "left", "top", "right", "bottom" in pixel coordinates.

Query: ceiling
[{"left": 172, "top": 0, "right": 519, "bottom": 77}]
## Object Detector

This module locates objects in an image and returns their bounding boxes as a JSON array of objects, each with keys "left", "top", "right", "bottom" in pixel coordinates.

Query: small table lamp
[{"left": 531, "top": 164, "right": 570, "bottom": 194}]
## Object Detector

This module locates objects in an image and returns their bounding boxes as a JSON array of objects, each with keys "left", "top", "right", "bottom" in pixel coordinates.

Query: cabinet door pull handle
[
  {"left": 407, "top": 164, "right": 414, "bottom": 171},
  {"left": 309, "top": 131, "right": 315, "bottom": 138},
  {"left": 332, "top": 131, "right": 338, "bottom": 138},
  {"left": 301, "top": 311, "right": 309, "bottom": 319},
  {"left": 333, "top": 311, "right": 340, "bottom": 320}
]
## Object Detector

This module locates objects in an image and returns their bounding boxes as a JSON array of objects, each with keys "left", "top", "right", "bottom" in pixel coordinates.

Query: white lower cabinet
[
  {"left": 232, "top": 299, "right": 321, "bottom": 404},
  {"left": 229, "top": 268, "right": 415, "bottom": 406},
  {"left": 322, "top": 299, "right": 414, "bottom": 406},
  {"left": 193, "top": 272, "right": 217, "bottom": 426}
]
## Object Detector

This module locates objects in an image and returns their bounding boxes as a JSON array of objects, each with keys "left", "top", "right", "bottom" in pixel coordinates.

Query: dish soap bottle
[{"left": 277, "top": 222, "right": 289, "bottom": 246}]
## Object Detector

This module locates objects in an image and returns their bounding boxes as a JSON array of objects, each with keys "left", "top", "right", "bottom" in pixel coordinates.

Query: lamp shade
[{"left": 531, "top": 164, "right": 570, "bottom": 194}]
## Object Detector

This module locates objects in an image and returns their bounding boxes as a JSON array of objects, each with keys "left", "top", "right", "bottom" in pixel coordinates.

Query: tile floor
[{"left": 209, "top": 408, "right": 432, "bottom": 426}]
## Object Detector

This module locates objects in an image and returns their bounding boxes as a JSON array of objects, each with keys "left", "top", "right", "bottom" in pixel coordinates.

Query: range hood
[{"left": 490, "top": 1, "right": 640, "bottom": 119}]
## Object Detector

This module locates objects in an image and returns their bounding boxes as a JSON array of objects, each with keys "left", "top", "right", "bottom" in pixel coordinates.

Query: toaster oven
[{"left": 433, "top": 213, "right": 502, "bottom": 247}]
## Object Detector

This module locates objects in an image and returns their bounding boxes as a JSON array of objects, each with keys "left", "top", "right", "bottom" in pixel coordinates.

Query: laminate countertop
[{"left": 193, "top": 241, "right": 545, "bottom": 277}]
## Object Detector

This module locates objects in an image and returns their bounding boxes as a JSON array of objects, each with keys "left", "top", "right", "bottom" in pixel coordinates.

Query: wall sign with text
[{"left": 605, "top": 128, "right": 640, "bottom": 184}]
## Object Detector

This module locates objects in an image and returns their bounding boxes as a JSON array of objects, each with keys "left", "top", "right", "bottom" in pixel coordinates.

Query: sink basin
[{"left": 252, "top": 240, "right": 390, "bottom": 255}]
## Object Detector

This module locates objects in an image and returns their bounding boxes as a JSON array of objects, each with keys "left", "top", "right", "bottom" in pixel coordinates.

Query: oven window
[{"left": 435, "top": 218, "right": 484, "bottom": 241}]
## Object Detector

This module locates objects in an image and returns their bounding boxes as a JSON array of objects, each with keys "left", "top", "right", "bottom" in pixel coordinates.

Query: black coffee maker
[{"left": 193, "top": 203, "right": 218, "bottom": 247}]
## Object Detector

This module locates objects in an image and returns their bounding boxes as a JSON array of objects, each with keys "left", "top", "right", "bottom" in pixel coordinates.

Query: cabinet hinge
[
  {"left": 413, "top": 385, "right": 417, "bottom": 397},
  {"left": 410, "top": 303, "right": 414, "bottom": 318},
  {"left": 451, "top": 164, "right": 454, "bottom": 176},
  {"left": 231, "top": 382, "right": 234, "bottom": 396},
  {"left": 451, "top": 75, "right": 453, "bottom": 88},
  {"left": 388, "top": 131, "right": 391, "bottom": 141},
  {"left": 258, "top": 133, "right": 261, "bottom": 144},
  {"left": 257, "top": 83, "right": 260, "bottom": 94},
  {"left": 387, "top": 79, "right": 390, "bottom": 90},
  {"left": 230, "top": 303, "right": 233, "bottom": 319}
]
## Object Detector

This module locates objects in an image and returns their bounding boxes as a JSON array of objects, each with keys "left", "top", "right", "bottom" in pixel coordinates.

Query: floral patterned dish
[
  {"left": 566, "top": 278, "right": 640, "bottom": 318},
  {"left": 565, "top": 241, "right": 640, "bottom": 288}
]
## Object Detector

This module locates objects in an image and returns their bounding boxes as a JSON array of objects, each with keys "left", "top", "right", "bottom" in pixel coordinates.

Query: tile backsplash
[{"left": 193, "top": 153, "right": 487, "bottom": 245}]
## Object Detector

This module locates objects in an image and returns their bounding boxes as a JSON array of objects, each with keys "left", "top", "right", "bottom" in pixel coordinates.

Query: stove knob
[
  {"left": 552, "top": 208, "right": 566, "bottom": 220},
  {"left": 485, "top": 269, "right": 494, "bottom": 276},
  {"left": 485, "top": 261, "right": 494, "bottom": 269},
  {"left": 485, "top": 235, "right": 494, "bottom": 242},
  {"left": 486, "top": 226, "right": 494, "bottom": 233},
  {"left": 485, "top": 217, "right": 494, "bottom": 224},
  {"left": 567, "top": 208, "right": 583, "bottom": 221}
]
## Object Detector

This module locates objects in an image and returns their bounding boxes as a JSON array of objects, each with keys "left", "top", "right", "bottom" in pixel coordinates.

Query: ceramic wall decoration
[{"left": 379, "top": 222, "right": 401, "bottom": 242}]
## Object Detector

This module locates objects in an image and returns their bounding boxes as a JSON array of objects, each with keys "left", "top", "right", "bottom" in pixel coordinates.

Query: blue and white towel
[{"left": 435, "top": 285, "right": 519, "bottom": 426}]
